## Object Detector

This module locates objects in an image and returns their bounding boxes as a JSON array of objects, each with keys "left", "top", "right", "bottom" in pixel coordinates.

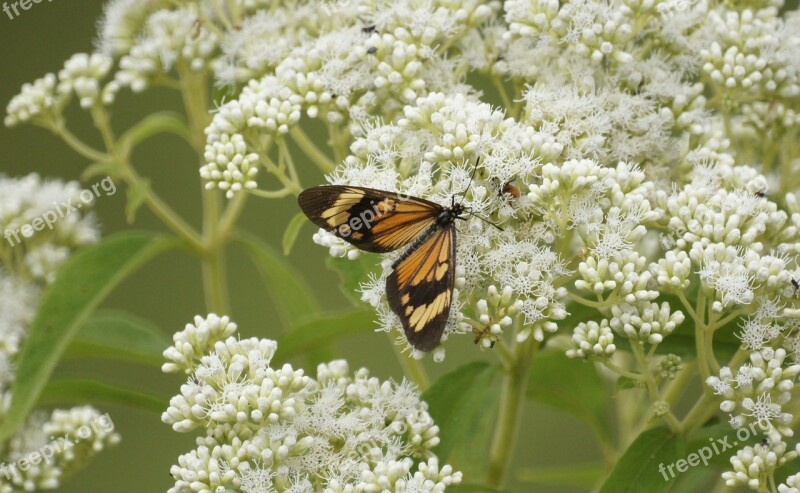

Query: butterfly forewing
[
  {"left": 386, "top": 225, "right": 456, "bottom": 352},
  {"left": 298, "top": 185, "right": 442, "bottom": 253},
  {"left": 298, "top": 184, "right": 459, "bottom": 352}
]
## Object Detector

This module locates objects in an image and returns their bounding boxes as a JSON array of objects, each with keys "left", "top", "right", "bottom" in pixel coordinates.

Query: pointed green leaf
[
  {"left": 125, "top": 178, "right": 151, "bottom": 223},
  {"left": 236, "top": 231, "right": 320, "bottom": 327},
  {"left": 274, "top": 308, "right": 375, "bottom": 364},
  {"left": 598, "top": 427, "right": 680, "bottom": 493},
  {"left": 423, "top": 362, "right": 502, "bottom": 475},
  {"left": 527, "top": 351, "right": 609, "bottom": 430},
  {"left": 66, "top": 311, "right": 170, "bottom": 367},
  {"left": 0, "top": 232, "right": 174, "bottom": 441},
  {"left": 282, "top": 212, "right": 308, "bottom": 256},
  {"left": 39, "top": 379, "right": 165, "bottom": 414}
]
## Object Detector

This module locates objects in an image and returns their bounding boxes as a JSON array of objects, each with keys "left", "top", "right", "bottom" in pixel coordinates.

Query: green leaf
[
  {"left": 39, "top": 379, "right": 165, "bottom": 414},
  {"left": 669, "top": 466, "right": 717, "bottom": 493},
  {"left": 274, "top": 308, "right": 375, "bottom": 364},
  {"left": 527, "top": 351, "right": 609, "bottom": 430},
  {"left": 282, "top": 212, "right": 308, "bottom": 256},
  {"left": 0, "top": 232, "right": 173, "bottom": 441},
  {"left": 598, "top": 427, "right": 680, "bottom": 493},
  {"left": 237, "top": 231, "right": 320, "bottom": 328},
  {"left": 66, "top": 311, "right": 170, "bottom": 367},
  {"left": 125, "top": 178, "right": 151, "bottom": 223},
  {"left": 423, "top": 362, "right": 502, "bottom": 475},
  {"left": 326, "top": 255, "right": 379, "bottom": 306},
  {"left": 519, "top": 463, "right": 605, "bottom": 488}
]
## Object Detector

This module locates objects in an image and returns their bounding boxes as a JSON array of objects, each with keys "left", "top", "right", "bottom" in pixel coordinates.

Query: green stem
[
  {"left": 602, "top": 360, "right": 644, "bottom": 381},
  {"left": 681, "top": 391, "right": 718, "bottom": 434},
  {"left": 50, "top": 123, "right": 109, "bottom": 162},
  {"left": 88, "top": 108, "right": 204, "bottom": 251},
  {"left": 662, "top": 361, "right": 696, "bottom": 408},
  {"left": 201, "top": 190, "right": 229, "bottom": 313},
  {"left": 250, "top": 188, "right": 295, "bottom": 199},
  {"left": 630, "top": 340, "right": 681, "bottom": 433},
  {"left": 179, "top": 66, "right": 231, "bottom": 314},
  {"left": 328, "top": 122, "right": 348, "bottom": 163},
  {"left": 567, "top": 293, "right": 607, "bottom": 309},
  {"left": 486, "top": 338, "right": 539, "bottom": 488},
  {"left": 218, "top": 192, "right": 248, "bottom": 241},
  {"left": 491, "top": 76, "right": 513, "bottom": 111},
  {"left": 290, "top": 126, "right": 336, "bottom": 173},
  {"left": 682, "top": 348, "right": 750, "bottom": 434},
  {"left": 388, "top": 336, "right": 430, "bottom": 390}
]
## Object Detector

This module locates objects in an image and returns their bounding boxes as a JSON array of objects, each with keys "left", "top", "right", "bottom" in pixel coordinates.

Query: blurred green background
[{"left": 0, "top": 2, "right": 603, "bottom": 492}]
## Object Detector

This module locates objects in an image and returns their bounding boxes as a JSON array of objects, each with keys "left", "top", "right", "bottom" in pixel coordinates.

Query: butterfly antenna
[
  {"left": 458, "top": 157, "right": 481, "bottom": 202},
  {"left": 465, "top": 210, "right": 504, "bottom": 232}
]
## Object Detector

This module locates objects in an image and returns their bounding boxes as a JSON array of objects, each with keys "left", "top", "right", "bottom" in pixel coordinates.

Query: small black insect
[
  {"left": 755, "top": 190, "right": 766, "bottom": 198},
  {"left": 792, "top": 278, "right": 800, "bottom": 291},
  {"left": 362, "top": 24, "right": 377, "bottom": 34},
  {"left": 366, "top": 46, "right": 378, "bottom": 54}
]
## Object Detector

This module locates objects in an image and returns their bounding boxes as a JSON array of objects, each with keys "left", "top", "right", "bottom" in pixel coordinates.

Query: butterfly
[{"left": 298, "top": 181, "right": 476, "bottom": 352}]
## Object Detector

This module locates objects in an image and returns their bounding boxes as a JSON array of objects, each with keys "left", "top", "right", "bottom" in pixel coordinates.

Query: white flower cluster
[
  {"left": 114, "top": 5, "right": 218, "bottom": 92},
  {"left": 780, "top": 473, "right": 800, "bottom": 493},
  {"left": 701, "top": 8, "right": 799, "bottom": 99},
  {"left": 0, "top": 408, "right": 120, "bottom": 493},
  {"left": 5, "top": 53, "right": 114, "bottom": 127},
  {"left": 163, "top": 314, "right": 460, "bottom": 492},
  {"left": 707, "top": 348, "right": 799, "bottom": 437},
  {"left": 0, "top": 174, "right": 114, "bottom": 492},
  {"left": 201, "top": 0, "right": 496, "bottom": 195},
  {"left": 708, "top": 346, "right": 800, "bottom": 488},
  {"left": 0, "top": 174, "right": 99, "bottom": 283},
  {"left": 722, "top": 439, "right": 800, "bottom": 491}
]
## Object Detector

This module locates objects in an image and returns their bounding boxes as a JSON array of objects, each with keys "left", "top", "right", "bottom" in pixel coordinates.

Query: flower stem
[
  {"left": 50, "top": 123, "right": 109, "bottom": 162},
  {"left": 290, "top": 126, "right": 336, "bottom": 173},
  {"left": 388, "top": 336, "right": 430, "bottom": 390},
  {"left": 87, "top": 108, "right": 204, "bottom": 251},
  {"left": 179, "top": 65, "right": 232, "bottom": 314},
  {"left": 486, "top": 338, "right": 539, "bottom": 488},
  {"left": 201, "top": 190, "right": 230, "bottom": 312}
]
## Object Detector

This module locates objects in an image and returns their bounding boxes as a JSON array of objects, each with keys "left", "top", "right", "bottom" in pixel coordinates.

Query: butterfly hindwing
[
  {"left": 386, "top": 224, "right": 456, "bottom": 352},
  {"left": 298, "top": 185, "right": 442, "bottom": 253}
]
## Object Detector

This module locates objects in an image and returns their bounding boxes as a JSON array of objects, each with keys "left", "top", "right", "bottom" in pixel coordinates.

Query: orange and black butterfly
[{"left": 298, "top": 185, "right": 468, "bottom": 351}]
